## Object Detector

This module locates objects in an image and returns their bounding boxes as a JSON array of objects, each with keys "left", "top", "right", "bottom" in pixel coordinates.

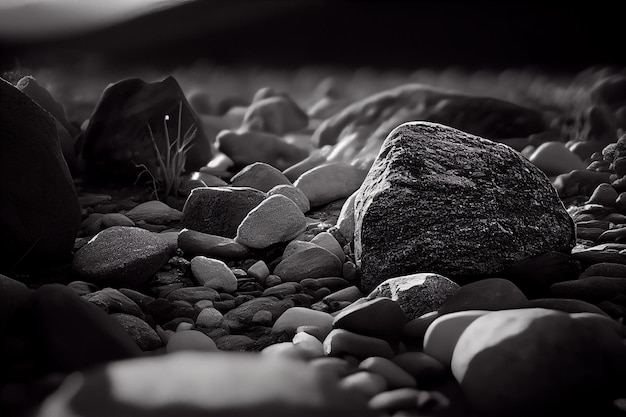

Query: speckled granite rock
[{"left": 354, "top": 122, "right": 576, "bottom": 292}]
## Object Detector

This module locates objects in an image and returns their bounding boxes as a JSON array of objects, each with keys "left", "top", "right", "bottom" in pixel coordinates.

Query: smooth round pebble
[
  {"left": 359, "top": 356, "right": 417, "bottom": 389},
  {"left": 272, "top": 307, "right": 334, "bottom": 338},
  {"left": 166, "top": 330, "right": 218, "bottom": 353},
  {"left": 339, "top": 371, "right": 388, "bottom": 398},
  {"left": 190, "top": 256, "right": 238, "bottom": 293}
]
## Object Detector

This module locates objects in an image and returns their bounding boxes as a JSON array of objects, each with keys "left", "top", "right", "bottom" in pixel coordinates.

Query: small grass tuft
[{"left": 135, "top": 101, "right": 196, "bottom": 201}]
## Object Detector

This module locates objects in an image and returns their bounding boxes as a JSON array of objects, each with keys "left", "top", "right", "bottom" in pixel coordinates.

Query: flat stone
[
  {"left": 359, "top": 356, "right": 417, "bottom": 389},
  {"left": 125, "top": 200, "right": 183, "bottom": 225},
  {"left": 274, "top": 244, "right": 343, "bottom": 282},
  {"left": 178, "top": 228, "right": 251, "bottom": 260},
  {"left": 550, "top": 276, "right": 626, "bottom": 303},
  {"left": 182, "top": 186, "right": 266, "bottom": 238},
  {"left": 580, "top": 262, "right": 626, "bottom": 278},
  {"left": 72, "top": 226, "right": 176, "bottom": 288},
  {"left": 83, "top": 288, "right": 145, "bottom": 318},
  {"left": 165, "top": 286, "right": 220, "bottom": 303},
  {"left": 527, "top": 298, "right": 609, "bottom": 316},
  {"left": 294, "top": 162, "right": 367, "bottom": 208},
  {"left": 367, "top": 273, "right": 460, "bottom": 320},
  {"left": 437, "top": 278, "right": 529, "bottom": 314},
  {"left": 267, "top": 184, "right": 311, "bottom": 213},
  {"left": 271, "top": 307, "right": 334, "bottom": 338},
  {"left": 190, "top": 256, "right": 238, "bottom": 293},
  {"left": 223, "top": 297, "right": 294, "bottom": 330},
  {"left": 235, "top": 194, "right": 306, "bottom": 249},
  {"left": 571, "top": 243, "right": 626, "bottom": 265},
  {"left": 36, "top": 352, "right": 375, "bottom": 417},
  {"left": 332, "top": 297, "right": 407, "bottom": 341},
  {"left": 229, "top": 162, "right": 292, "bottom": 192},
  {"left": 355, "top": 122, "right": 576, "bottom": 292},
  {"left": 166, "top": 329, "right": 218, "bottom": 353},
  {"left": 110, "top": 313, "right": 162, "bottom": 351},
  {"left": 324, "top": 328, "right": 394, "bottom": 359}
]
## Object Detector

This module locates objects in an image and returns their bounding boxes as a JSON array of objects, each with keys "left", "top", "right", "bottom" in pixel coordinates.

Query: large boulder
[
  {"left": 36, "top": 352, "right": 375, "bottom": 417},
  {"left": 76, "top": 76, "right": 212, "bottom": 182},
  {"left": 354, "top": 122, "right": 575, "bottom": 292},
  {"left": 312, "top": 84, "right": 547, "bottom": 170},
  {"left": 451, "top": 308, "right": 626, "bottom": 416},
  {"left": 0, "top": 77, "right": 81, "bottom": 274}
]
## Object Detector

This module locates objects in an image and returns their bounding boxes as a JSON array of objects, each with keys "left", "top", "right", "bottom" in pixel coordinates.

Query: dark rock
[
  {"left": 110, "top": 313, "right": 162, "bottom": 351},
  {"left": 550, "top": 276, "right": 626, "bottom": 303},
  {"left": 223, "top": 296, "right": 294, "bottom": 329},
  {"left": 144, "top": 298, "right": 197, "bottom": 324},
  {"left": 0, "top": 274, "right": 33, "bottom": 332},
  {"left": 312, "top": 84, "right": 546, "bottom": 169},
  {"left": 0, "top": 77, "right": 81, "bottom": 275},
  {"left": 178, "top": 228, "right": 251, "bottom": 260},
  {"left": 76, "top": 76, "right": 212, "bottom": 182},
  {"left": 552, "top": 169, "right": 612, "bottom": 198},
  {"left": 32, "top": 284, "right": 141, "bottom": 373},
  {"left": 579, "top": 262, "right": 626, "bottom": 279},
  {"left": 83, "top": 288, "right": 144, "bottom": 318},
  {"left": 500, "top": 251, "right": 581, "bottom": 298},
  {"left": 242, "top": 94, "right": 309, "bottom": 135},
  {"left": 72, "top": 226, "right": 177, "bottom": 288},
  {"left": 438, "top": 278, "right": 529, "bottom": 314},
  {"left": 181, "top": 186, "right": 265, "bottom": 238},
  {"left": 332, "top": 297, "right": 407, "bottom": 341},
  {"left": 273, "top": 245, "right": 343, "bottom": 282},
  {"left": 527, "top": 298, "right": 609, "bottom": 316},
  {"left": 355, "top": 122, "right": 575, "bottom": 292}
]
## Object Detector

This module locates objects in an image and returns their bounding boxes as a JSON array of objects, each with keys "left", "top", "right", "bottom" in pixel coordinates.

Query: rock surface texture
[{"left": 355, "top": 122, "right": 576, "bottom": 292}]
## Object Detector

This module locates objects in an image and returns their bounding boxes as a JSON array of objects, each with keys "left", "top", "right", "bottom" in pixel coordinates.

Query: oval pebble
[
  {"left": 423, "top": 310, "right": 491, "bottom": 368},
  {"left": 271, "top": 306, "right": 334, "bottom": 338},
  {"left": 339, "top": 371, "right": 388, "bottom": 398},
  {"left": 368, "top": 387, "right": 423, "bottom": 412},
  {"left": 323, "top": 329, "right": 395, "bottom": 359},
  {"left": 195, "top": 307, "right": 224, "bottom": 329},
  {"left": 166, "top": 330, "right": 218, "bottom": 353},
  {"left": 292, "top": 331, "right": 325, "bottom": 358},
  {"left": 359, "top": 356, "right": 417, "bottom": 388}
]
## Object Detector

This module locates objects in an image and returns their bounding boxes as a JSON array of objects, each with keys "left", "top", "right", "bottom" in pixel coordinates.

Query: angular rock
[
  {"left": 0, "top": 77, "right": 81, "bottom": 274},
  {"left": 217, "top": 129, "right": 308, "bottom": 171},
  {"left": 355, "top": 122, "right": 576, "bottom": 292},
  {"left": 274, "top": 244, "right": 343, "bottom": 282},
  {"left": 36, "top": 352, "right": 375, "bottom": 417},
  {"left": 242, "top": 94, "right": 309, "bottom": 135},
  {"left": 294, "top": 162, "right": 367, "bottom": 208},
  {"left": 367, "top": 273, "right": 459, "bottom": 320},
  {"left": 312, "top": 84, "right": 547, "bottom": 169},
  {"left": 182, "top": 186, "right": 266, "bottom": 238},
  {"left": 190, "top": 256, "right": 238, "bottom": 293},
  {"left": 110, "top": 313, "right": 162, "bottom": 351},
  {"left": 72, "top": 226, "right": 177, "bottom": 288},
  {"left": 310, "top": 231, "right": 345, "bottom": 263},
  {"left": 437, "top": 278, "right": 529, "bottom": 314},
  {"left": 76, "top": 76, "right": 212, "bottom": 182},
  {"left": 125, "top": 200, "right": 183, "bottom": 225},
  {"left": 451, "top": 308, "right": 626, "bottom": 416},
  {"left": 235, "top": 194, "right": 307, "bottom": 249},
  {"left": 178, "top": 229, "right": 251, "bottom": 260},
  {"left": 332, "top": 297, "right": 407, "bottom": 341},
  {"left": 267, "top": 184, "right": 311, "bottom": 213},
  {"left": 229, "top": 162, "right": 292, "bottom": 192}
]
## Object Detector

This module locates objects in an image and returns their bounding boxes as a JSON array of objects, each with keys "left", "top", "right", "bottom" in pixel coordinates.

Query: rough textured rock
[
  {"left": 312, "top": 84, "right": 547, "bottom": 169},
  {"left": 366, "top": 273, "right": 460, "bottom": 320},
  {"left": 72, "top": 226, "right": 177, "bottom": 288},
  {"left": 182, "top": 187, "right": 266, "bottom": 238},
  {"left": 355, "top": 122, "right": 575, "bottom": 292},
  {"left": 36, "top": 352, "right": 376, "bottom": 417},
  {"left": 0, "top": 77, "right": 81, "bottom": 275},
  {"left": 76, "top": 76, "right": 212, "bottom": 182}
]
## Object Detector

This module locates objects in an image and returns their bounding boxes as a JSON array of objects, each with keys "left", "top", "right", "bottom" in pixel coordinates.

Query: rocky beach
[{"left": 1, "top": 2, "right": 626, "bottom": 417}]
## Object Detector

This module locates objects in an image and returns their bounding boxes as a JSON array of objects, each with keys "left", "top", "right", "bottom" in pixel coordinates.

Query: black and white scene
[{"left": 1, "top": 1, "right": 626, "bottom": 416}]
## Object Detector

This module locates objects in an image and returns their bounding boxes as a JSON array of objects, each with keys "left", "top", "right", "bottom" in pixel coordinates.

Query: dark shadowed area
[{"left": 0, "top": 1, "right": 623, "bottom": 74}]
